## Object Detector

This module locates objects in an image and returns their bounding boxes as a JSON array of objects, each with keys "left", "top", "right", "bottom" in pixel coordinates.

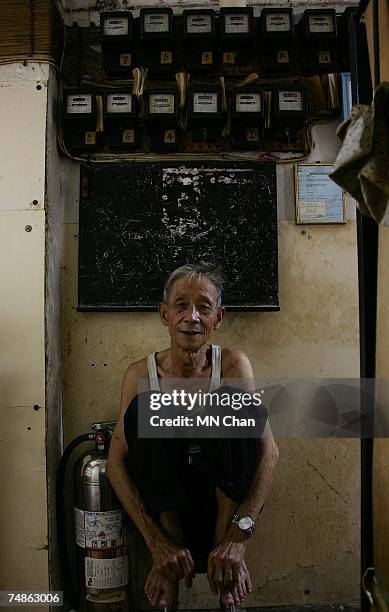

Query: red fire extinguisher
[{"left": 57, "top": 421, "right": 128, "bottom": 612}]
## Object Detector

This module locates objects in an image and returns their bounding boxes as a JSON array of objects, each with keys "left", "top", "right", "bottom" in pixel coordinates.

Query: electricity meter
[
  {"left": 187, "top": 83, "right": 224, "bottom": 144},
  {"left": 144, "top": 88, "right": 179, "bottom": 151},
  {"left": 219, "top": 7, "right": 256, "bottom": 67},
  {"left": 183, "top": 10, "right": 217, "bottom": 72},
  {"left": 100, "top": 12, "right": 135, "bottom": 78},
  {"left": 300, "top": 9, "right": 338, "bottom": 74},
  {"left": 63, "top": 89, "right": 100, "bottom": 153},
  {"left": 271, "top": 85, "right": 308, "bottom": 145},
  {"left": 230, "top": 87, "right": 264, "bottom": 150},
  {"left": 258, "top": 8, "right": 295, "bottom": 74},
  {"left": 104, "top": 91, "right": 138, "bottom": 152},
  {"left": 139, "top": 8, "right": 175, "bottom": 74}
]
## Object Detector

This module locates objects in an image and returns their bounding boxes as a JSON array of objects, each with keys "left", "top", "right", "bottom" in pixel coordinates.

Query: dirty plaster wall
[{"left": 60, "top": 0, "right": 360, "bottom": 608}]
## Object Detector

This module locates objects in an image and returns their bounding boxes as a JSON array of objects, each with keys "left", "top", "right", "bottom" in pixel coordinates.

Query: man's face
[{"left": 159, "top": 275, "right": 224, "bottom": 351}]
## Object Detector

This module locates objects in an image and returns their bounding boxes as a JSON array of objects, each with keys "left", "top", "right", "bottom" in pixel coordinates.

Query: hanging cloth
[{"left": 330, "top": 81, "right": 389, "bottom": 224}]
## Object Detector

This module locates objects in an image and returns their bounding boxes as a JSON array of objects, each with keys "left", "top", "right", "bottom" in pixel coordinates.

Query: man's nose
[{"left": 183, "top": 305, "right": 200, "bottom": 321}]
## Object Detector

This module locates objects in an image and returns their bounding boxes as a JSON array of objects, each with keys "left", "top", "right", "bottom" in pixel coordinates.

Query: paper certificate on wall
[{"left": 295, "top": 163, "right": 346, "bottom": 224}]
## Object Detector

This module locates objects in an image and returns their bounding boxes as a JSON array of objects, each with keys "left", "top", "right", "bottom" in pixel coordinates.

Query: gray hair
[{"left": 163, "top": 262, "right": 224, "bottom": 306}]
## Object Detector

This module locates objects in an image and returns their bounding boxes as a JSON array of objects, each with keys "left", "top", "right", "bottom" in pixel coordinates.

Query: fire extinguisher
[{"left": 57, "top": 421, "right": 128, "bottom": 612}]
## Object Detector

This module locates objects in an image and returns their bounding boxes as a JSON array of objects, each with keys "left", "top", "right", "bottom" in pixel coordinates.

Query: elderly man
[{"left": 107, "top": 263, "right": 279, "bottom": 610}]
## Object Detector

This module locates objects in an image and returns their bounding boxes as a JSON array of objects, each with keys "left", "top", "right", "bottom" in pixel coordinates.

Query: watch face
[{"left": 238, "top": 516, "right": 253, "bottom": 530}]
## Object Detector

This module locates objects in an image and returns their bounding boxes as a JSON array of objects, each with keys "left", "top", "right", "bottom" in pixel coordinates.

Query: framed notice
[{"left": 295, "top": 163, "right": 346, "bottom": 224}]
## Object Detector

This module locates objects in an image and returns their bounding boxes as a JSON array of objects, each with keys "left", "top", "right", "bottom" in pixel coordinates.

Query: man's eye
[{"left": 200, "top": 304, "right": 211, "bottom": 311}]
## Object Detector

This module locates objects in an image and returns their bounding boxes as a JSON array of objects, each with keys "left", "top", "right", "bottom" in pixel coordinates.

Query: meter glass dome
[
  {"left": 143, "top": 12, "right": 170, "bottom": 33},
  {"left": 224, "top": 13, "right": 250, "bottom": 34},
  {"left": 186, "top": 13, "right": 213, "bottom": 34},
  {"left": 106, "top": 94, "right": 132, "bottom": 114},
  {"left": 236, "top": 93, "right": 261, "bottom": 113},
  {"left": 66, "top": 94, "right": 92, "bottom": 114},
  {"left": 265, "top": 12, "right": 292, "bottom": 33},
  {"left": 148, "top": 93, "right": 175, "bottom": 114},
  {"left": 308, "top": 13, "right": 335, "bottom": 33},
  {"left": 193, "top": 92, "right": 218, "bottom": 113},
  {"left": 103, "top": 16, "right": 129, "bottom": 36},
  {"left": 278, "top": 90, "right": 303, "bottom": 112}
]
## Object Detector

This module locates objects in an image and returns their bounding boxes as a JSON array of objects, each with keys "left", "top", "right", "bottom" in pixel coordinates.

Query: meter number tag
[
  {"left": 122, "top": 129, "right": 135, "bottom": 144},
  {"left": 160, "top": 51, "right": 173, "bottom": 65},
  {"left": 277, "top": 50, "right": 290, "bottom": 64},
  {"left": 319, "top": 51, "right": 331, "bottom": 64},
  {"left": 201, "top": 52, "right": 213, "bottom": 65},
  {"left": 85, "top": 132, "right": 96, "bottom": 145},
  {"left": 120, "top": 54, "right": 132, "bottom": 66},
  {"left": 246, "top": 127, "right": 259, "bottom": 142},
  {"left": 223, "top": 52, "right": 236, "bottom": 65},
  {"left": 164, "top": 129, "right": 176, "bottom": 144}
]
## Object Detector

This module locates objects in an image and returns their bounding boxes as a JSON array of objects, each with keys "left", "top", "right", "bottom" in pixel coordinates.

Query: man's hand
[
  {"left": 207, "top": 538, "right": 247, "bottom": 593},
  {"left": 149, "top": 535, "right": 195, "bottom": 587}
]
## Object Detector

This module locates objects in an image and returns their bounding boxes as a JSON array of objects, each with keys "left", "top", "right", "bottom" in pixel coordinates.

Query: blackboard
[{"left": 78, "top": 161, "right": 279, "bottom": 311}]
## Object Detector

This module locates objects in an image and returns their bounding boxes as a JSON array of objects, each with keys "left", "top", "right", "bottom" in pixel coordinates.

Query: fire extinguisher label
[
  {"left": 74, "top": 508, "right": 124, "bottom": 549},
  {"left": 85, "top": 555, "right": 129, "bottom": 589}
]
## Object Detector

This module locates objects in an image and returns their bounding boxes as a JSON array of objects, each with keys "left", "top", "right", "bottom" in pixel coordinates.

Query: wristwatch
[{"left": 232, "top": 514, "right": 255, "bottom": 537}]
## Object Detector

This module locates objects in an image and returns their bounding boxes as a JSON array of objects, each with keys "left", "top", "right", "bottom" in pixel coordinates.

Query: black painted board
[{"left": 78, "top": 161, "right": 278, "bottom": 311}]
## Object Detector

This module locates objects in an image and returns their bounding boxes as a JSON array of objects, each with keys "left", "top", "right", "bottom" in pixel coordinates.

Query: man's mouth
[{"left": 180, "top": 330, "right": 202, "bottom": 336}]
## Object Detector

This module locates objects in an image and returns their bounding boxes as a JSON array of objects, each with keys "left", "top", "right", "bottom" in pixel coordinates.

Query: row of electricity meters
[
  {"left": 99, "top": 7, "right": 350, "bottom": 76},
  {"left": 63, "top": 84, "right": 308, "bottom": 153}
]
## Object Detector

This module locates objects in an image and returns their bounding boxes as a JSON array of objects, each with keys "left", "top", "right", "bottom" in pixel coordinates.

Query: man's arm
[
  {"left": 106, "top": 363, "right": 195, "bottom": 583},
  {"left": 207, "top": 350, "right": 279, "bottom": 592}
]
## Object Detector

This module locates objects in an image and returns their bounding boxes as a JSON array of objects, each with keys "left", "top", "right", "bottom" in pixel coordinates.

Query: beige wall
[{"left": 0, "top": 64, "right": 49, "bottom": 597}]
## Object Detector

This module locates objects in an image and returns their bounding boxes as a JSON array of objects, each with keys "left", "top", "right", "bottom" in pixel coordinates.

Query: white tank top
[{"left": 146, "top": 344, "right": 222, "bottom": 392}]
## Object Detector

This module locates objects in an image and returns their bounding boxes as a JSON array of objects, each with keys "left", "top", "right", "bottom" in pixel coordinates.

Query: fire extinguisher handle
[{"left": 92, "top": 420, "right": 117, "bottom": 430}]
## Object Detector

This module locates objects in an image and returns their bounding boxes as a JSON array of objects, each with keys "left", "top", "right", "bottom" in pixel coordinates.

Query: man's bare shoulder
[{"left": 221, "top": 347, "right": 254, "bottom": 378}]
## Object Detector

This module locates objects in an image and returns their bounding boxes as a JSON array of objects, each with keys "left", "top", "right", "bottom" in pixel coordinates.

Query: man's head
[{"left": 159, "top": 263, "right": 225, "bottom": 351}]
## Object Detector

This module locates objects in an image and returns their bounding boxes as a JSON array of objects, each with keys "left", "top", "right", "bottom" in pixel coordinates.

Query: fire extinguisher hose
[{"left": 56, "top": 433, "right": 95, "bottom": 611}]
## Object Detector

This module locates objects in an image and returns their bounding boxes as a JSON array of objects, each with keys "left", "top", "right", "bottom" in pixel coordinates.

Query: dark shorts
[{"left": 123, "top": 389, "right": 264, "bottom": 569}]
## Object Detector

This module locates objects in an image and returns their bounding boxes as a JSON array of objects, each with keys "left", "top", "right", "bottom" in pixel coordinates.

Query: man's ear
[
  {"left": 159, "top": 302, "right": 169, "bottom": 326},
  {"left": 213, "top": 306, "right": 225, "bottom": 330}
]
